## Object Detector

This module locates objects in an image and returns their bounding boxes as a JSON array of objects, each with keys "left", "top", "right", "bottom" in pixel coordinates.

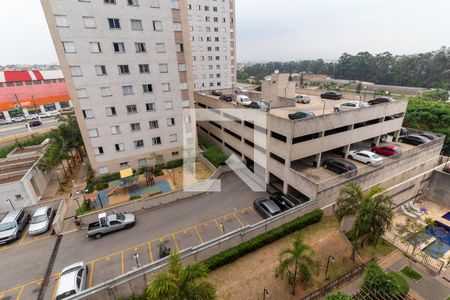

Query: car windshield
[
  {"left": 31, "top": 214, "right": 48, "bottom": 224},
  {"left": 0, "top": 222, "right": 16, "bottom": 231},
  {"left": 116, "top": 213, "right": 125, "bottom": 221},
  {"left": 56, "top": 290, "right": 76, "bottom": 300}
]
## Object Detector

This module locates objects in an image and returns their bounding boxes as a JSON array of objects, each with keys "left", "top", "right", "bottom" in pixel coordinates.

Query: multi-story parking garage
[{"left": 195, "top": 73, "right": 445, "bottom": 210}]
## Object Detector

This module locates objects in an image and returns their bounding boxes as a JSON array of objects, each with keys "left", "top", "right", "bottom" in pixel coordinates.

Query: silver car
[
  {"left": 56, "top": 261, "right": 88, "bottom": 300},
  {"left": 29, "top": 206, "right": 55, "bottom": 236},
  {"left": 295, "top": 95, "right": 311, "bottom": 104},
  {"left": 0, "top": 209, "right": 30, "bottom": 244}
]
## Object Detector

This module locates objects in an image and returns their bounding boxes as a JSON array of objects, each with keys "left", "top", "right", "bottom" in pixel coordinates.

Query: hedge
[
  {"left": 0, "top": 134, "right": 48, "bottom": 158},
  {"left": 203, "top": 209, "right": 323, "bottom": 270},
  {"left": 204, "top": 146, "right": 228, "bottom": 167},
  {"left": 389, "top": 272, "right": 409, "bottom": 296}
]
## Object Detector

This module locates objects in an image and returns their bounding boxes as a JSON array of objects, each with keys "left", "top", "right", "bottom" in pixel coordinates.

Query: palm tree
[
  {"left": 276, "top": 232, "right": 318, "bottom": 295},
  {"left": 146, "top": 252, "right": 216, "bottom": 300},
  {"left": 335, "top": 182, "right": 393, "bottom": 260}
]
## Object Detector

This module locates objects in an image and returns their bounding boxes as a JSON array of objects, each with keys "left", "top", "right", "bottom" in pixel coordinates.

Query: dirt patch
[
  {"left": 168, "top": 161, "right": 213, "bottom": 189},
  {"left": 208, "top": 216, "right": 361, "bottom": 300}
]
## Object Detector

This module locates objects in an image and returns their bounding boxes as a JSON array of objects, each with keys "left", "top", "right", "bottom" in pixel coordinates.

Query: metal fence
[{"left": 64, "top": 199, "right": 319, "bottom": 299}]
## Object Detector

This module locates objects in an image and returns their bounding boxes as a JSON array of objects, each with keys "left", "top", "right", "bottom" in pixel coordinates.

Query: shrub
[
  {"left": 99, "top": 172, "right": 121, "bottom": 183},
  {"left": 204, "top": 146, "right": 228, "bottom": 167},
  {"left": 166, "top": 159, "right": 183, "bottom": 169},
  {"left": 325, "top": 292, "right": 352, "bottom": 300},
  {"left": 154, "top": 164, "right": 164, "bottom": 176},
  {"left": 362, "top": 263, "right": 398, "bottom": 297},
  {"left": 389, "top": 272, "right": 409, "bottom": 295},
  {"left": 198, "top": 134, "right": 212, "bottom": 148},
  {"left": 76, "top": 200, "right": 91, "bottom": 216},
  {"left": 129, "top": 195, "right": 141, "bottom": 201},
  {"left": 203, "top": 209, "right": 323, "bottom": 270},
  {"left": 400, "top": 266, "right": 423, "bottom": 281},
  {"left": 0, "top": 134, "right": 48, "bottom": 158},
  {"left": 95, "top": 182, "right": 109, "bottom": 191}
]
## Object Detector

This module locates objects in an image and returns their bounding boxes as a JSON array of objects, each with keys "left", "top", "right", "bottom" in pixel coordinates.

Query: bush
[
  {"left": 203, "top": 209, "right": 323, "bottom": 270},
  {"left": 204, "top": 146, "right": 228, "bottom": 167},
  {"left": 165, "top": 159, "right": 183, "bottom": 169},
  {"left": 99, "top": 172, "right": 121, "bottom": 183},
  {"left": 0, "top": 134, "right": 48, "bottom": 158},
  {"left": 362, "top": 263, "right": 398, "bottom": 297},
  {"left": 129, "top": 195, "right": 141, "bottom": 201},
  {"left": 325, "top": 292, "right": 352, "bottom": 300},
  {"left": 76, "top": 200, "right": 91, "bottom": 216},
  {"left": 154, "top": 164, "right": 164, "bottom": 176},
  {"left": 389, "top": 272, "right": 409, "bottom": 295},
  {"left": 95, "top": 182, "right": 109, "bottom": 191},
  {"left": 198, "top": 134, "right": 212, "bottom": 148}
]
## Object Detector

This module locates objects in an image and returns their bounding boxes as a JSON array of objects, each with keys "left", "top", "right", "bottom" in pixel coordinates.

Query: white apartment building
[
  {"left": 41, "top": 0, "right": 200, "bottom": 175},
  {"left": 187, "top": 0, "right": 236, "bottom": 90}
]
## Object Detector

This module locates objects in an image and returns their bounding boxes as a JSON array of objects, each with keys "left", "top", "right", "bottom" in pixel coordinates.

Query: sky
[{"left": 0, "top": 0, "right": 449, "bottom": 64}]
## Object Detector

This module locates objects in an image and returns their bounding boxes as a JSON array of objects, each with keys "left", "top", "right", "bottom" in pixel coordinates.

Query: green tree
[
  {"left": 276, "top": 232, "right": 319, "bottom": 295},
  {"left": 146, "top": 252, "right": 216, "bottom": 300},
  {"left": 325, "top": 292, "right": 352, "bottom": 300},
  {"left": 361, "top": 263, "right": 398, "bottom": 297}
]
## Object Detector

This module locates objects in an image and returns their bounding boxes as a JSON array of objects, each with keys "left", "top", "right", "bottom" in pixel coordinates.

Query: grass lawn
[
  {"left": 358, "top": 238, "right": 397, "bottom": 262},
  {"left": 400, "top": 266, "right": 423, "bottom": 281},
  {"left": 208, "top": 216, "right": 361, "bottom": 300},
  {"left": 389, "top": 272, "right": 409, "bottom": 295}
]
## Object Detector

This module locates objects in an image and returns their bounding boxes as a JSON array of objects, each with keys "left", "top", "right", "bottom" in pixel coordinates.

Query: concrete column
[
  {"left": 392, "top": 130, "right": 400, "bottom": 142},
  {"left": 39, "top": 105, "right": 46, "bottom": 113},
  {"left": 372, "top": 136, "right": 381, "bottom": 147},
  {"left": 343, "top": 144, "right": 351, "bottom": 158},
  {"left": 55, "top": 102, "right": 62, "bottom": 111},
  {"left": 314, "top": 152, "right": 322, "bottom": 168},
  {"left": 282, "top": 181, "right": 288, "bottom": 194},
  {"left": 2, "top": 111, "right": 11, "bottom": 121},
  {"left": 22, "top": 108, "right": 29, "bottom": 117}
]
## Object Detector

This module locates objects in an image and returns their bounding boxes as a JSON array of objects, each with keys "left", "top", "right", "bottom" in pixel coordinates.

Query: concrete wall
[{"left": 425, "top": 170, "right": 450, "bottom": 208}]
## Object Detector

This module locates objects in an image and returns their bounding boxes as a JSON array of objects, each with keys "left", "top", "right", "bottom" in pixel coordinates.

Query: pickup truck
[{"left": 87, "top": 212, "right": 136, "bottom": 239}]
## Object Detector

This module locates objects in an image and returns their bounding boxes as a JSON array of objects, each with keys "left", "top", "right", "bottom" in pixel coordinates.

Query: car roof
[
  {"left": 1, "top": 209, "right": 23, "bottom": 223},
  {"left": 357, "top": 150, "right": 376, "bottom": 156},
  {"left": 58, "top": 266, "right": 82, "bottom": 295},
  {"left": 261, "top": 200, "right": 281, "bottom": 213},
  {"left": 33, "top": 206, "right": 49, "bottom": 216}
]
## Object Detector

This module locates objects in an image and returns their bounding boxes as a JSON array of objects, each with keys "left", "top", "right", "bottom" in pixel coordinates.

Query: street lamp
[
  {"left": 363, "top": 86, "right": 367, "bottom": 101},
  {"left": 325, "top": 255, "right": 335, "bottom": 279},
  {"left": 263, "top": 288, "right": 269, "bottom": 300},
  {"left": 134, "top": 253, "right": 140, "bottom": 268},
  {"left": 5, "top": 199, "right": 15, "bottom": 211}
]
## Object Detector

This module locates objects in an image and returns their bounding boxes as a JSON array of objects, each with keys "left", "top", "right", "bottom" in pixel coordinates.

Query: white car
[
  {"left": 46, "top": 111, "right": 61, "bottom": 117},
  {"left": 56, "top": 262, "right": 88, "bottom": 300},
  {"left": 11, "top": 116, "right": 25, "bottom": 122},
  {"left": 235, "top": 87, "right": 248, "bottom": 94},
  {"left": 295, "top": 95, "right": 311, "bottom": 104},
  {"left": 334, "top": 101, "right": 369, "bottom": 112},
  {"left": 38, "top": 112, "right": 49, "bottom": 118},
  {"left": 236, "top": 95, "right": 252, "bottom": 106},
  {"left": 348, "top": 150, "right": 383, "bottom": 165},
  {"left": 25, "top": 114, "right": 38, "bottom": 120},
  {"left": 29, "top": 206, "right": 55, "bottom": 236}
]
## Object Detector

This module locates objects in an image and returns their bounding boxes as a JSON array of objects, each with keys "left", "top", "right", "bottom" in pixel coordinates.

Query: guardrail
[{"left": 65, "top": 199, "right": 318, "bottom": 299}]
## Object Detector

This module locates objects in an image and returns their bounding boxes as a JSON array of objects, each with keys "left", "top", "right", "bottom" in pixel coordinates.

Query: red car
[
  {"left": 444, "top": 165, "right": 450, "bottom": 174},
  {"left": 372, "top": 145, "right": 401, "bottom": 157}
]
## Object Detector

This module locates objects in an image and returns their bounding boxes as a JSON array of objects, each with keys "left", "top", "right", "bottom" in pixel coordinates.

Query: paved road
[
  {"left": 0, "top": 118, "right": 59, "bottom": 138},
  {"left": 0, "top": 172, "right": 266, "bottom": 299}
]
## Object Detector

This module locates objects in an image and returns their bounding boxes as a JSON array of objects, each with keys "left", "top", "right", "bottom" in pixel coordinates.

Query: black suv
[
  {"left": 323, "top": 158, "right": 358, "bottom": 175},
  {"left": 212, "top": 90, "right": 222, "bottom": 96},
  {"left": 288, "top": 111, "right": 315, "bottom": 120},
  {"left": 368, "top": 97, "right": 393, "bottom": 105},
  {"left": 398, "top": 134, "right": 430, "bottom": 146},
  {"left": 320, "top": 91, "right": 342, "bottom": 100},
  {"left": 270, "top": 192, "right": 300, "bottom": 211},
  {"left": 219, "top": 94, "right": 232, "bottom": 102},
  {"left": 28, "top": 120, "right": 42, "bottom": 128}
]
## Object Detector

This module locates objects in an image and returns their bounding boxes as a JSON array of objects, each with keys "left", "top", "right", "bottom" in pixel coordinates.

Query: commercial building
[
  {"left": 0, "top": 70, "right": 72, "bottom": 122},
  {"left": 41, "top": 0, "right": 236, "bottom": 175},
  {"left": 195, "top": 73, "right": 445, "bottom": 209}
]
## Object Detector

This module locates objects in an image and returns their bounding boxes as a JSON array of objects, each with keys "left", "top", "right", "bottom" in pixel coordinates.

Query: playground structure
[{"left": 107, "top": 168, "right": 139, "bottom": 196}]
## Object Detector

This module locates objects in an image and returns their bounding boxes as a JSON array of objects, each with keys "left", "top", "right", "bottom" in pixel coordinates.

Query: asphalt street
[{"left": 0, "top": 118, "right": 59, "bottom": 138}]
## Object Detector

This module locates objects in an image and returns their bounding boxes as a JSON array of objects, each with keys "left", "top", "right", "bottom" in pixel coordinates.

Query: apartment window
[
  {"left": 88, "top": 128, "right": 99, "bottom": 138},
  {"left": 122, "top": 85, "right": 134, "bottom": 95},
  {"left": 89, "top": 42, "right": 102, "bottom": 53},
  {"left": 205, "top": 16, "right": 210, "bottom": 22},
  {"left": 139, "top": 64, "right": 149, "bottom": 73},
  {"left": 83, "top": 17, "right": 96, "bottom": 28},
  {"left": 99, "top": 167, "right": 109, "bottom": 174},
  {"left": 152, "top": 20, "right": 162, "bottom": 31},
  {"left": 205, "top": 5, "right": 209, "bottom": 11},
  {"left": 130, "top": 122, "right": 141, "bottom": 131},
  {"left": 69, "top": 66, "right": 82, "bottom": 77},
  {"left": 146, "top": 103, "right": 156, "bottom": 111},
  {"left": 182, "top": 100, "right": 189, "bottom": 108},
  {"left": 134, "top": 140, "right": 144, "bottom": 148},
  {"left": 138, "top": 159, "right": 147, "bottom": 167},
  {"left": 159, "top": 64, "right": 168, "bottom": 73},
  {"left": 149, "top": 120, "right": 159, "bottom": 129},
  {"left": 169, "top": 134, "right": 177, "bottom": 143},
  {"left": 111, "top": 125, "right": 121, "bottom": 134},
  {"left": 131, "top": 19, "right": 142, "bottom": 30},
  {"left": 127, "top": 0, "right": 138, "bottom": 6},
  {"left": 101, "top": 87, "right": 112, "bottom": 97},
  {"left": 172, "top": 151, "right": 179, "bottom": 157},
  {"left": 164, "top": 101, "right": 173, "bottom": 110},
  {"left": 167, "top": 118, "right": 175, "bottom": 127},
  {"left": 108, "top": 18, "right": 121, "bottom": 29},
  {"left": 106, "top": 106, "right": 117, "bottom": 116},
  {"left": 178, "top": 64, "right": 186, "bottom": 72},
  {"left": 162, "top": 83, "right": 170, "bottom": 92},
  {"left": 135, "top": 42, "right": 146, "bottom": 53},
  {"left": 115, "top": 143, "right": 125, "bottom": 152},
  {"left": 95, "top": 65, "right": 107, "bottom": 76},
  {"left": 180, "top": 82, "right": 188, "bottom": 90},
  {"left": 94, "top": 147, "right": 104, "bottom": 156},
  {"left": 171, "top": 0, "right": 180, "bottom": 9},
  {"left": 118, "top": 65, "right": 130, "bottom": 74},
  {"left": 143, "top": 84, "right": 153, "bottom": 93},
  {"left": 120, "top": 162, "right": 129, "bottom": 167},
  {"left": 175, "top": 43, "right": 184, "bottom": 52},
  {"left": 213, "top": 17, "right": 218, "bottom": 22},
  {"left": 104, "top": 0, "right": 116, "bottom": 4},
  {"left": 55, "top": 15, "right": 69, "bottom": 27},
  {"left": 156, "top": 43, "right": 165, "bottom": 53},
  {"left": 173, "top": 22, "right": 182, "bottom": 32},
  {"left": 126, "top": 105, "right": 137, "bottom": 114},
  {"left": 270, "top": 153, "right": 285, "bottom": 165},
  {"left": 152, "top": 137, "right": 162, "bottom": 145},
  {"left": 62, "top": 41, "right": 76, "bottom": 53},
  {"left": 82, "top": 109, "right": 94, "bottom": 119},
  {"left": 113, "top": 42, "right": 125, "bottom": 53},
  {"left": 150, "top": 0, "right": 160, "bottom": 8},
  {"left": 76, "top": 88, "right": 88, "bottom": 99}
]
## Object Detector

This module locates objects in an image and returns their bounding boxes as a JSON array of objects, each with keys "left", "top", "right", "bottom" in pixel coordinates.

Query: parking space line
[
  {"left": 51, "top": 278, "right": 59, "bottom": 300},
  {"left": 171, "top": 233, "right": 180, "bottom": 252},
  {"left": 147, "top": 241, "right": 153, "bottom": 262},
  {"left": 194, "top": 225, "right": 204, "bottom": 244},
  {"left": 214, "top": 219, "right": 223, "bottom": 234},
  {"left": 18, "top": 229, "right": 28, "bottom": 246},
  {"left": 89, "top": 261, "right": 94, "bottom": 288},
  {"left": 121, "top": 251, "right": 125, "bottom": 274},
  {"left": 15, "top": 286, "right": 24, "bottom": 300},
  {"left": 233, "top": 213, "right": 245, "bottom": 227}
]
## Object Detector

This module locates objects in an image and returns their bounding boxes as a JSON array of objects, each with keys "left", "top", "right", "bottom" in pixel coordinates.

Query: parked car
[
  {"left": 25, "top": 114, "right": 38, "bottom": 120},
  {"left": 320, "top": 91, "right": 342, "bottom": 100},
  {"left": 443, "top": 165, "right": 450, "bottom": 174},
  {"left": 236, "top": 95, "right": 252, "bottom": 106},
  {"left": 334, "top": 101, "right": 369, "bottom": 112},
  {"left": 235, "top": 87, "right": 248, "bottom": 94},
  {"left": 398, "top": 134, "right": 430, "bottom": 146},
  {"left": 368, "top": 97, "right": 394, "bottom": 105},
  {"left": 348, "top": 150, "right": 383, "bottom": 165},
  {"left": 399, "top": 127, "right": 408, "bottom": 136},
  {"left": 46, "top": 111, "right": 60, "bottom": 117},
  {"left": 417, "top": 132, "right": 438, "bottom": 140},
  {"left": 211, "top": 90, "right": 222, "bottom": 96},
  {"left": 295, "top": 95, "right": 311, "bottom": 104},
  {"left": 288, "top": 111, "right": 315, "bottom": 120},
  {"left": 248, "top": 101, "right": 269, "bottom": 112},
  {"left": 87, "top": 212, "right": 136, "bottom": 239},
  {"left": 0, "top": 119, "right": 11, "bottom": 125},
  {"left": 372, "top": 145, "right": 401, "bottom": 157},
  {"left": 270, "top": 192, "right": 300, "bottom": 211},
  {"left": 11, "top": 116, "right": 25, "bottom": 122},
  {"left": 29, "top": 206, "right": 56, "bottom": 236},
  {"left": 253, "top": 197, "right": 282, "bottom": 219},
  {"left": 55, "top": 262, "right": 88, "bottom": 300},
  {"left": 219, "top": 94, "right": 233, "bottom": 102},
  {"left": 27, "top": 120, "right": 43, "bottom": 128},
  {"left": 322, "top": 158, "right": 358, "bottom": 175},
  {"left": 38, "top": 112, "right": 49, "bottom": 118},
  {"left": 0, "top": 209, "right": 30, "bottom": 244},
  {"left": 254, "top": 85, "right": 262, "bottom": 91}
]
